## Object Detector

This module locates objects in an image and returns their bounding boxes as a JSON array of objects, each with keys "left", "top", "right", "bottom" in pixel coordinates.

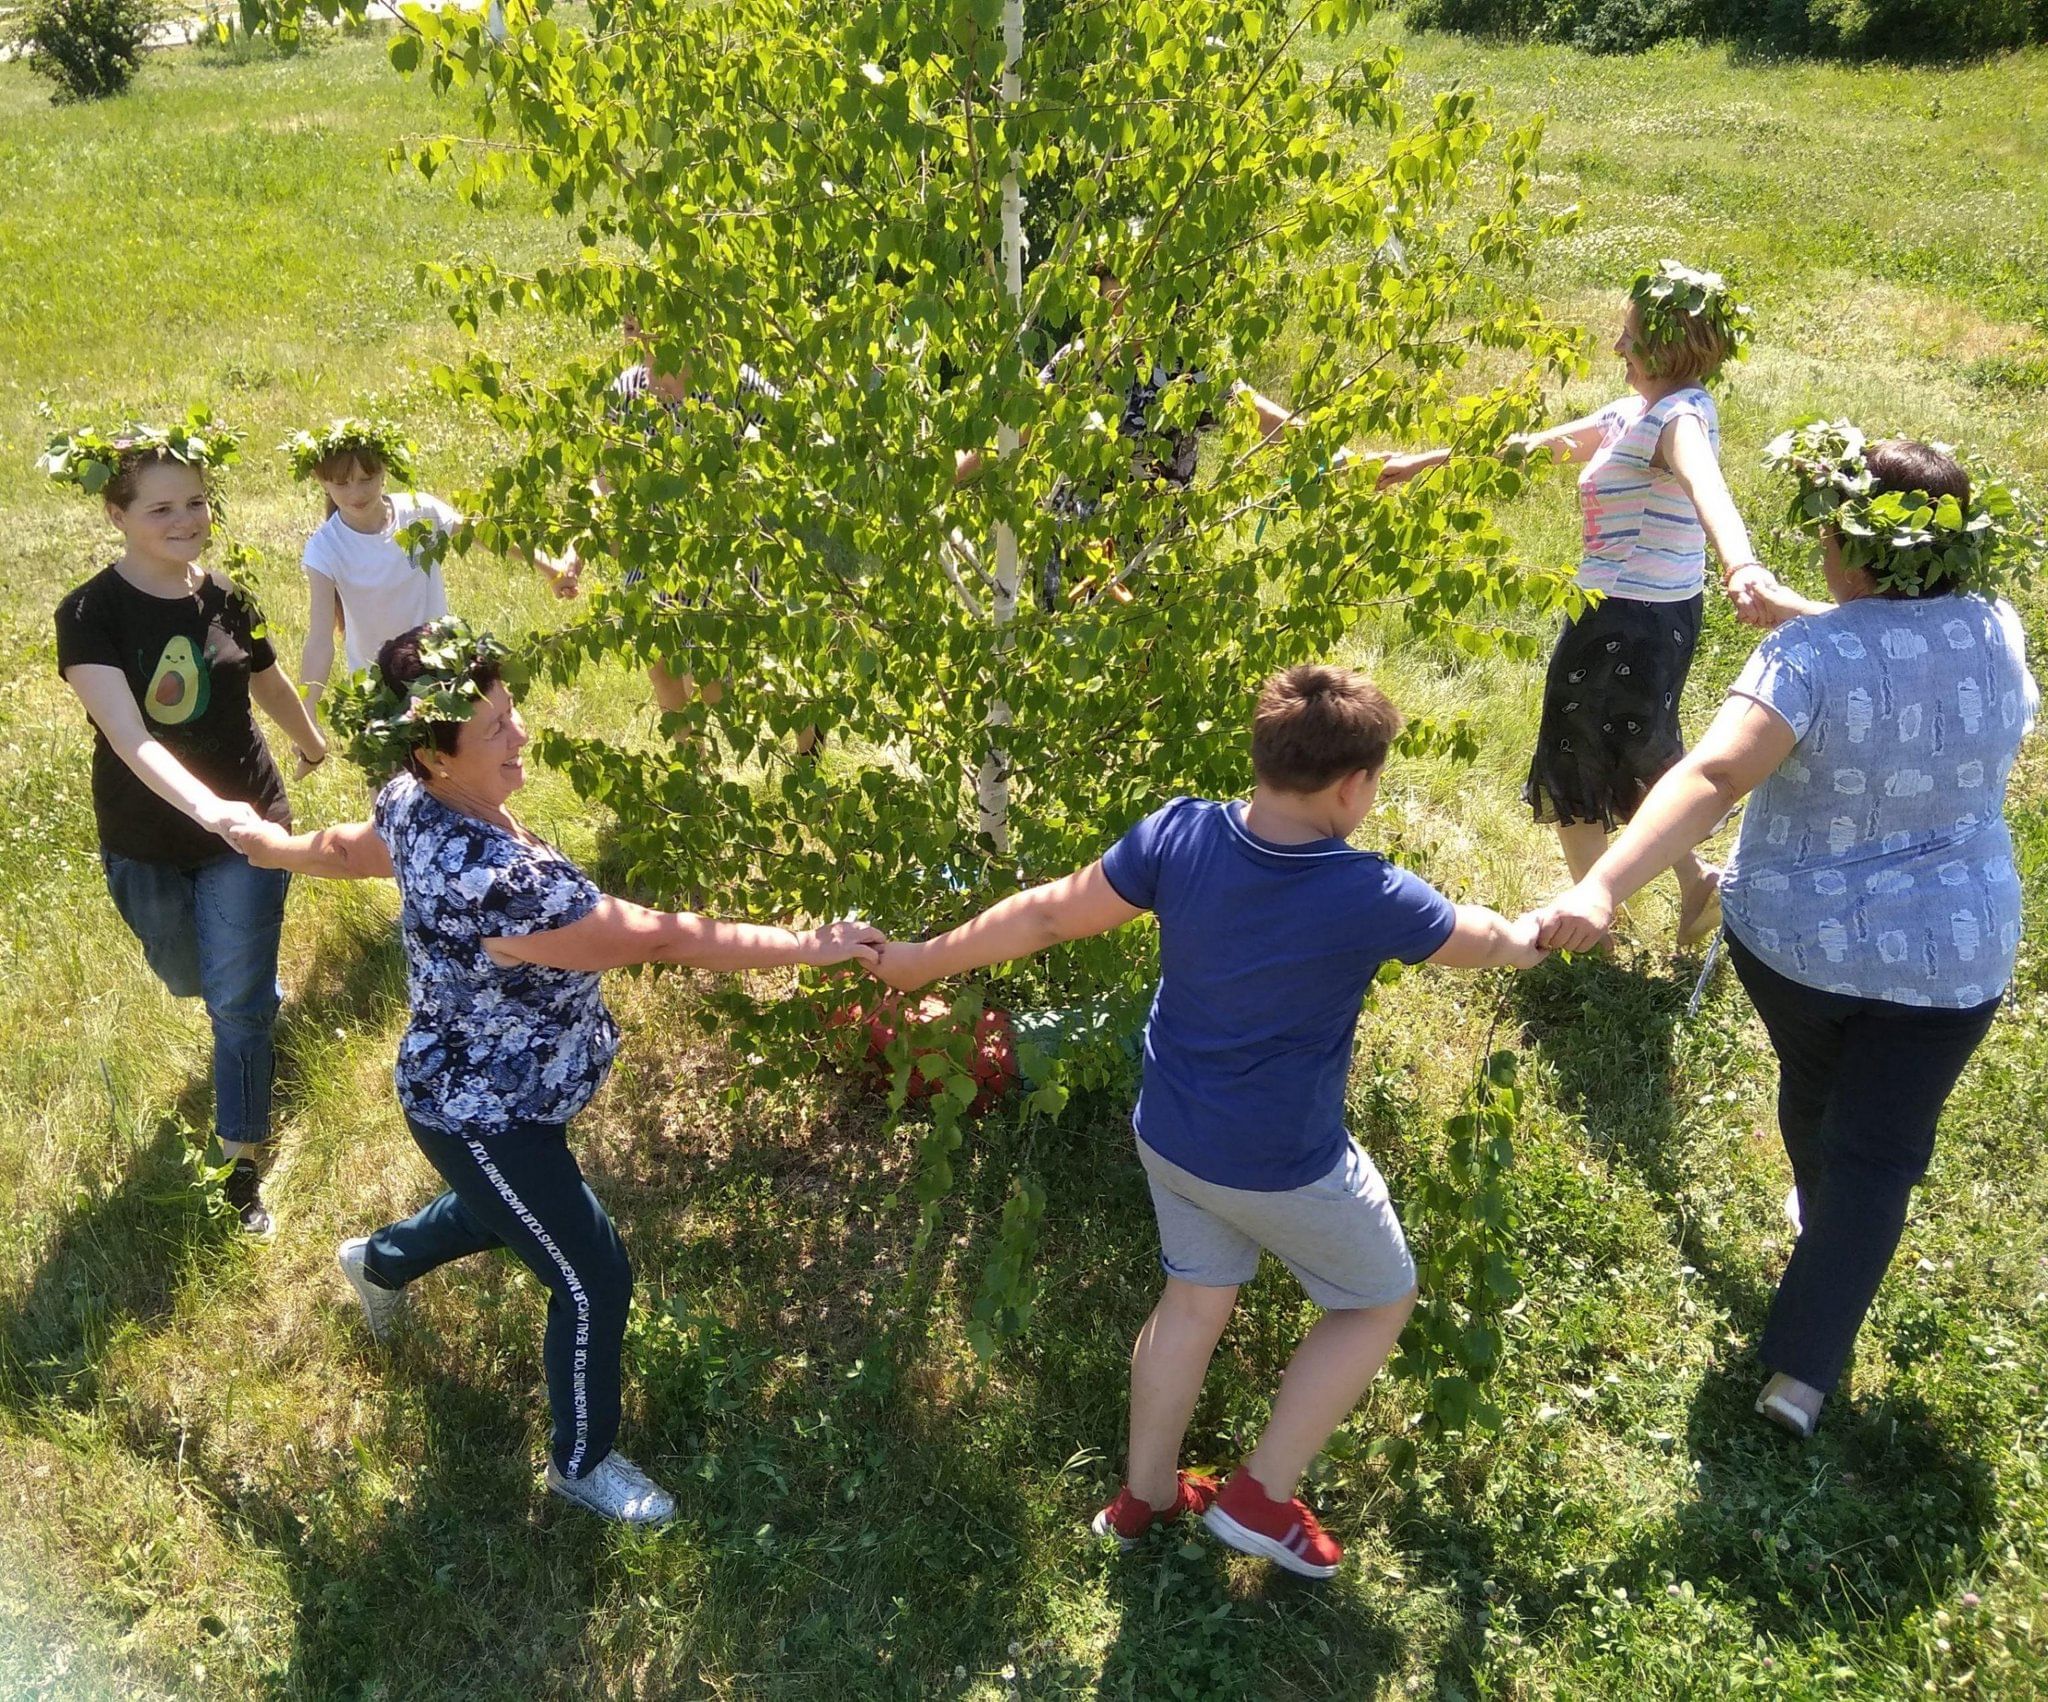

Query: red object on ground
[
  {"left": 1091, "top": 1472, "right": 1222, "bottom": 1547},
  {"left": 1203, "top": 1468, "right": 1344, "bottom": 1579},
  {"left": 834, "top": 993, "right": 1019, "bottom": 1115}
]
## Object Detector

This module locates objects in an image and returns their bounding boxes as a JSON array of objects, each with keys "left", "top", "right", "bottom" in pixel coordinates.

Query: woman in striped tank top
[{"left": 1381, "top": 262, "right": 1775, "bottom": 945}]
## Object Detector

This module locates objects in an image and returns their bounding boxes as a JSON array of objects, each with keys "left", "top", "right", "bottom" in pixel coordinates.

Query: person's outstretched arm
[
  {"left": 874, "top": 860, "right": 1145, "bottom": 992},
  {"left": 229, "top": 816, "right": 883, "bottom": 972},
  {"left": 1373, "top": 410, "right": 1612, "bottom": 489},
  {"left": 65, "top": 665, "right": 268, "bottom": 843},
  {"left": 298, "top": 569, "right": 341, "bottom": 710},
  {"left": 484, "top": 902, "right": 883, "bottom": 974},
  {"left": 229, "top": 817, "right": 393, "bottom": 879},
  {"left": 1656, "top": 412, "right": 1785, "bottom": 626},
  {"left": 248, "top": 663, "right": 328, "bottom": 774},
  {"left": 1527, "top": 693, "right": 1796, "bottom": 951},
  {"left": 1426, "top": 906, "right": 1547, "bottom": 970}
]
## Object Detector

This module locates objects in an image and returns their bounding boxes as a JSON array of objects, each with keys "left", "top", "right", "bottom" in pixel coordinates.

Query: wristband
[
  {"left": 299, "top": 747, "right": 328, "bottom": 768},
  {"left": 1720, "top": 561, "right": 1765, "bottom": 588}
]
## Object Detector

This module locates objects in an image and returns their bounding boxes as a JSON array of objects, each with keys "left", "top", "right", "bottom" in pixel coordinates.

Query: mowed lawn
[{"left": 1, "top": 18, "right": 2045, "bottom": 1700}]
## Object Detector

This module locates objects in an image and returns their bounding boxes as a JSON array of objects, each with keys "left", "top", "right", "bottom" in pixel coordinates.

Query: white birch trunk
[{"left": 975, "top": 0, "right": 1026, "bottom": 853}]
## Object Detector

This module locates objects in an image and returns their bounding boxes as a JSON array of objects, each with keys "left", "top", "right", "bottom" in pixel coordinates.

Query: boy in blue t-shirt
[{"left": 875, "top": 664, "right": 1544, "bottom": 1578}]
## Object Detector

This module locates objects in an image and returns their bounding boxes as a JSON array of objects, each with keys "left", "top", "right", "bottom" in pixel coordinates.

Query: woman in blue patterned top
[
  {"left": 1530, "top": 437, "right": 2038, "bottom": 1440},
  {"left": 231, "top": 621, "right": 883, "bottom": 1524}
]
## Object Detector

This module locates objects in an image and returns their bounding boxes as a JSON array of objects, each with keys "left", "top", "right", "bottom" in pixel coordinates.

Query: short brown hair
[
  {"left": 1865, "top": 437, "right": 1969, "bottom": 511},
  {"left": 103, "top": 446, "right": 202, "bottom": 511},
  {"left": 1252, "top": 664, "right": 1402, "bottom": 792},
  {"left": 1631, "top": 302, "right": 1736, "bottom": 387}
]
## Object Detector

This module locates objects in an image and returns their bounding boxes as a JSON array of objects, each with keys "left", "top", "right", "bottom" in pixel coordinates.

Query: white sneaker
[
  {"left": 336, "top": 1237, "right": 409, "bottom": 1343},
  {"left": 546, "top": 1452, "right": 676, "bottom": 1526}
]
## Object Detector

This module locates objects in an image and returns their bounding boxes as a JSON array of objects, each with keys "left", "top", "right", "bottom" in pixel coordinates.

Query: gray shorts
[{"left": 1137, "top": 1136, "right": 1417, "bottom": 1310}]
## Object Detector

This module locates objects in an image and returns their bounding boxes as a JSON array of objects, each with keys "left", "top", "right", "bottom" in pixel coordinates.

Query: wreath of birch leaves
[
  {"left": 1628, "top": 259, "right": 1754, "bottom": 370},
  {"left": 1763, "top": 418, "right": 2039, "bottom": 597},
  {"left": 38, "top": 405, "right": 244, "bottom": 497},
  {"left": 282, "top": 416, "right": 419, "bottom": 487},
  {"left": 324, "top": 615, "right": 515, "bottom": 772}
]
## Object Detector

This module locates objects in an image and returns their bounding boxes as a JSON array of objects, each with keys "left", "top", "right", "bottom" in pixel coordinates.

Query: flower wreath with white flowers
[
  {"left": 1762, "top": 418, "right": 2039, "bottom": 598},
  {"left": 38, "top": 405, "right": 244, "bottom": 497},
  {"left": 282, "top": 416, "right": 419, "bottom": 488},
  {"left": 325, "top": 616, "right": 517, "bottom": 773},
  {"left": 1627, "top": 259, "right": 1754, "bottom": 372}
]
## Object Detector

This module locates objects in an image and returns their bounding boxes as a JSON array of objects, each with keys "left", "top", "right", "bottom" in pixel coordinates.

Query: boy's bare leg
[
  {"left": 1126, "top": 1278, "right": 1238, "bottom": 1508},
  {"left": 1241, "top": 1290, "right": 1415, "bottom": 1499}
]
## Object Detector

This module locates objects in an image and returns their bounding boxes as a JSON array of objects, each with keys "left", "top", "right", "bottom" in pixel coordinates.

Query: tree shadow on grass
[
  {"left": 1622, "top": 1356, "right": 1994, "bottom": 1639},
  {"left": 0, "top": 1076, "right": 243, "bottom": 1416},
  {"left": 1500, "top": 949, "right": 1995, "bottom": 1654},
  {"left": 420, "top": 1065, "right": 1411, "bottom": 1698},
  {"left": 1509, "top": 946, "right": 1777, "bottom": 1349},
  {"left": 208, "top": 1321, "right": 633, "bottom": 1701}
]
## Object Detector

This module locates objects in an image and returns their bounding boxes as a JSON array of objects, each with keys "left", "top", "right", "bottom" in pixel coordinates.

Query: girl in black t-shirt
[{"left": 52, "top": 444, "right": 329, "bottom": 1236}]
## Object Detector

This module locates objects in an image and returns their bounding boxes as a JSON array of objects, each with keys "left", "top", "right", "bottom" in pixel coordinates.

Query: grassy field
[{"left": 1, "top": 16, "right": 2046, "bottom": 1700}]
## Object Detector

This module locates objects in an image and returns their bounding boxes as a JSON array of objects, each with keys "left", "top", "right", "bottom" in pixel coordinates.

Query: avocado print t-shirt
[{"left": 55, "top": 565, "right": 290, "bottom": 868}]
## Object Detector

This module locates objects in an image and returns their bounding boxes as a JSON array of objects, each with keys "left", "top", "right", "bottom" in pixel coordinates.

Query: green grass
[{"left": 2, "top": 18, "right": 2047, "bottom": 1700}]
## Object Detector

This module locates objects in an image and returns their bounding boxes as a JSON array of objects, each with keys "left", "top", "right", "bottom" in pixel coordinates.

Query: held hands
[
  {"left": 1500, "top": 912, "right": 1550, "bottom": 971},
  {"left": 1522, "top": 879, "right": 1617, "bottom": 955},
  {"left": 537, "top": 549, "right": 582, "bottom": 600},
  {"left": 1724, "top": 564, "right": 1781, "bottom": 629},
  {"left": 1372, "top": 451, "right": 1438, "bottom": 490},
  {"left": 197, "top": 797, "right": 268, "bottom": 841},
  {"left": 800, "top": 918, "right": 887, "bottom": 969},
  {"left": 223, "top": 818, "right": 298, "bottom": 869},
  {"left": 870, "top": 939, "right": 935, "bottom": 993}
]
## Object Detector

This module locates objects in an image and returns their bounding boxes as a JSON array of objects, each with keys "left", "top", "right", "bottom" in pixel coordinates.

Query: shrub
[
  {"left": 1406, "top": 0, "right": 2043, "bottom": 54},
  {"left": 1405, "top": 0, "right": 1716, "bottom": 53},
  {"left": 15, "top": 0, "right": 159, "bottom": 101},
  {"left": 1804, "top": 0, "right": 2036, "bottom": 55}
]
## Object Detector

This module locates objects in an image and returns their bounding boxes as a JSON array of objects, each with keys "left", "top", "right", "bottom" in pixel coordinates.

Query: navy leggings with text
[{"left": 363, "top": 1113, "right": 632, "bottom": 1479}]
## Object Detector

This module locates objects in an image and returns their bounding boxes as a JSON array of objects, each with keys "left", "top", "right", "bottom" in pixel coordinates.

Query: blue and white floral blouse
[{"left": 375, "top": 773, "right": 619, "bottom": 1134}]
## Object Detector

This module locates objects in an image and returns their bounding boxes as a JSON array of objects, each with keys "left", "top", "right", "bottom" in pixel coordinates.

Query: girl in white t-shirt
[{"left": 287, "top": 420, "right": 574, "bottom": 777}]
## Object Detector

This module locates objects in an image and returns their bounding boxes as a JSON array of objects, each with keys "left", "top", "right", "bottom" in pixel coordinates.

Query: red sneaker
[
  {"left": 1203, "top": 1468, "right": 1343, "bottom": 1578},
  {"left": 1090, "top": 1472, "right": 1222, "bottom": 1548}
]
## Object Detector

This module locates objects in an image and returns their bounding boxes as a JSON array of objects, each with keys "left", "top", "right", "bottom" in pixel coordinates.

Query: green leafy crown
[
  {"left": 37, "top": 405, "right": 244, "bottom": 496},
  {"left": 1762, "top": 418, "right": 2039, "bottom": 597},
  {"left": 324, "top": 615, "right": 514, "bottom": 773},
  {"left": 282, "top": 416, "right": 419, "bottom": 486},
  {"left": 1628, "top": 259, "right": 1753, "bottom": 368}
]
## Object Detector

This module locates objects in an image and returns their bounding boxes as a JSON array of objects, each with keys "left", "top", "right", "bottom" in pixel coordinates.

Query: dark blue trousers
[
  {"left": 1728, "top": 934, "right": 2000, "bottom": 1394},
  {"left": 363, "top": 1113, "right": 632, "bottom": 1479}
]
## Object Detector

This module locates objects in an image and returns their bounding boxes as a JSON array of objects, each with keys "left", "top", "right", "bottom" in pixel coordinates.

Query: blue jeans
[
  {"left": 365, "top": 1113, "right": 633, "bottom": 1479},
  {"left": 102, "top": 850, "right": 290, "bottom": 1147}
]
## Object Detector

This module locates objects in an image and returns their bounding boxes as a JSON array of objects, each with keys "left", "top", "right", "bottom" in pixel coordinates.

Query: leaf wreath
[
  {"left": 282, "top": 416, "right": 419, "bottom": 487},
  {"left": 38, "top": 405, "right": 244, "bottom": 498},
  {"left": 1627, "top": 259, "right": 1754, "bottom": 369},
  {"left": 324, "top": 616, "right": 517, "bottom": 773},
  {"left": 1762, "top": 418, "right": 2041, "bottom": 597}
]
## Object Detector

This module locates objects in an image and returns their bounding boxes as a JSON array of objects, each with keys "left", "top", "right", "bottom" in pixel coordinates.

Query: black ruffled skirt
[{"left": 1525, "top": 592, "right": 1703, "bottom": 830}]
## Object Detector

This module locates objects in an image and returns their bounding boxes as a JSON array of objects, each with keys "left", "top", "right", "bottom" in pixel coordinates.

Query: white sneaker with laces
[
  {"left": 546, "top": 1452, "right": 676, "bottom": 1526},
  {"left": 336, "top": 1237, "right": 409, "bottom": 1343}
]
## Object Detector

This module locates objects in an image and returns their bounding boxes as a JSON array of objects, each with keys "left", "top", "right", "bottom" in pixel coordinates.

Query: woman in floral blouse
[{"left": 231, "top": 619, "right": 882, "bottom": 1525}]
